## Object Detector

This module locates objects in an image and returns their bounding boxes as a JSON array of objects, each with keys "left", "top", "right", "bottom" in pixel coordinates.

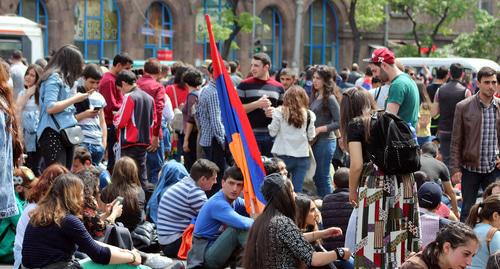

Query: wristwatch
[{"left": 334, "top": 248, "right": 345, "bottom": 261}]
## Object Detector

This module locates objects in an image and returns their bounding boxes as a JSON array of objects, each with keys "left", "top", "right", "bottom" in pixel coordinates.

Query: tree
[
  {"left": 197, "top": 0, "right": 268, "bottom": 59},
  {"left": 450, "top": 9, "right": 500, "bottom": 62},
  {"left": 339, "top": 0, "right": 387, "bottom": 64},
  {"left": 390, "top": 0, "right": 476, "bottom": 57}
]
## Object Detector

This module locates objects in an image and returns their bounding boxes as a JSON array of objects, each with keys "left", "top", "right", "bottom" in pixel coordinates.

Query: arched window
[
  {"left": 17, "top": 0, "right": 48, "bottom": 56},
  {"left": 74, "top": 0, "right": 120, "bottom": 60},
  {"left": 258, "top": 6, "right": 282, "bottom": 68},
  {"left": 144, "top": 1, "right": 173, "bottom": 59},
  {"left": 196, "top": 0, "right": 237, "bottom": 62},
  {"left": 304, "top": 0, "right": 338, "bottom": 68}
]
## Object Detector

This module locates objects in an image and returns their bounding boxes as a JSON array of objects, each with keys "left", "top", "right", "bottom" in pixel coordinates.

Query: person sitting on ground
[
  {"left": 487, "top": 250, "right": 500, "bottom": 269},
  {"left": 21, "top": 174, "right": 144, "bottom": 268},
  {"left": 322, "top": 167, "right": 353, "bottom": 251},
  {"left": 419, "top": 142, "right": 460, "bottom": 219},
  {"left": 295, "top": 194, "right": 353, "bottom": 269},
  {"left": 401, "top": 221, "right": 478, "bottom": 269},
  {"left": 187, "top": 166, "right": 253, "bottom": 269},
  {"left": 13, "top": 164, "right": 68, "bottom": 269},
  {"left": 418, "top": 182, "right": 452, "bottom": 248},
  {"left": 0, "top": 167, "right": 36, "bottom": 264},
  {"left": 101, "top": 157, "right": 146, "bottom": 232},
  {"left": 465, "top": 194, "right": 500, "bottom": 269},
  {"left": 75, "top": 168, "right": 123, "bottom": 239},
  {"left": 414, "top": 170, "right": 457, "bottom": 222},
  {"left": 71, "top": 146, "right": 111, "bottom": 189},
  {"left": 244, "top": 173, "right": 350, "bottom": 269},
  {"left": 157, "top": 159, "right": 219, "bottom": 257},
  {"left": 483, "top": 181, "right": 500, "bottom": 200}
]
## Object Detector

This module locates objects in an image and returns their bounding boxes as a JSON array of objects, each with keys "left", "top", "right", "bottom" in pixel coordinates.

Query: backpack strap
[
  {"left": 487, "top": 227, "right": 498, "bottom": 254},
  {"left": 306, "top": 110, "right": 311, "bottom": 130},
  {"left": 374, "top": 86, "right": 382, "bottom": 102}
]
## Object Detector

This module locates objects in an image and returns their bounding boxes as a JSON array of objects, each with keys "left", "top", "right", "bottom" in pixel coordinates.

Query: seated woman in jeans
[{"left": 22, "top": 174, "right": 144, "bottom": 268}]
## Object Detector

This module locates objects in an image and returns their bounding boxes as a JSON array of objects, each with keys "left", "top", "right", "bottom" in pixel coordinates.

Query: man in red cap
[{"left": 364, "top": 48, "right": 420, "bottom": 129}]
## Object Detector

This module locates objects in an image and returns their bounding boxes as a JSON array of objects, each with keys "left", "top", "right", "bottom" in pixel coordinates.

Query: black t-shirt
[
  {"left": 346, "top": 119, "right": 371, "bottom": 163},
  {"left": 419, "top": 154, "right": 450, "bottom": 184},
  {"left": 426, "top": 83, "right": 442, "bottom": 101}
]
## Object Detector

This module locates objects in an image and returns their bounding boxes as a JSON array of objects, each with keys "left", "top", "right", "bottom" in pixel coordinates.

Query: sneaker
[{"left": 143, "top": 254, "right": 173, "bottom": 269}]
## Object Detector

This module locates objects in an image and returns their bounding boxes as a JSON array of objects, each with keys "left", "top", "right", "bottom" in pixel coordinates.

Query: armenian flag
[{"left": 205, "top": 15, "right": 266, "bottom": 215}]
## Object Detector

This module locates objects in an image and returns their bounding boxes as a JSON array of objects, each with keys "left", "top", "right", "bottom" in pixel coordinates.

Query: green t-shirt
[
  {"left": 0, "top": 193, "right": 24, "bottom": 263},
  {"left": 385, "top": 73, "right": 420, "bottom": 127}
]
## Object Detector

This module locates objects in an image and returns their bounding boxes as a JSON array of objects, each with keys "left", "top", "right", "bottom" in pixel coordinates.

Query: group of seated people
[{"left": 2, "top": 139, "right": 500, "bottom": 269}]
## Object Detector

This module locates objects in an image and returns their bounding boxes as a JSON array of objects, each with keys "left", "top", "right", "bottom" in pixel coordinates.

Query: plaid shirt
[
  {"left": 196, "top": 80, "right": 225, "bottom": 147},
  {"left": 464, "top": 99, "right": 498, "bottom": 173}
]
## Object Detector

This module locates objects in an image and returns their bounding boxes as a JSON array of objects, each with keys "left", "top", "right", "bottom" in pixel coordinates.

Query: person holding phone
[{"left": 75, "top": 64, "right": 107, "bottom": 166}]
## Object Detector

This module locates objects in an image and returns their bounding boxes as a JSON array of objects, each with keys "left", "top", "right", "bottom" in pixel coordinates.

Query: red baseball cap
[{"left": 363, "top": 48, "right": 395, "bottom": 65}]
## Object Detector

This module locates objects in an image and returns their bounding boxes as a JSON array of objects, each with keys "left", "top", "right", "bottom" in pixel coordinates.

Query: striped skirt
[{"left": 354, "top": 163, "right": 421, "bottom": 268}]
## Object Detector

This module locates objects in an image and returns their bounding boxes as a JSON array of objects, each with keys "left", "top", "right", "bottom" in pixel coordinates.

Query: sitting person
[
  {"left": 295, "top": 194, "right": 353, "bottom": 269},
  {"left": 401, "top": 222, "right": 478, "bottom": 269},
  {"left": 418, "top": 182, "right": 451, "bottom": 248},
  {"left": 72, "top": 146, "right": 111, "bottom": 189},
  {"left": 322, "top": 167, "right": 352, "bottom": 251},
  {"left": 414, "top": 170, "right": 457, "bottom": 221},
  {"left": 75, "top": 168, "right": 122, "bottom": 239},
  {"left": 22, "top": 173, "right": 145, "bottom": 268},
  {"left": 13, "top": 164, "right": 68, "bottom": 269},
  {"left": 101, "top": 157, "right": 146, "bottom": 232},
  {"left": 157, "top": 159, "right": 219, "bottom": 257},
  {"left": 483, "top": 181, "right": 500, "bottom": 200},
  {"left": 0, "top": 167, "right": 35, "bottom": 264},
  {"left": 465, "top": 194, "right": 500, "bottom": 269},
  {"left": 244, "top": 173, "right": 350, "bottom": 269},
  {"left": 187, "top": 166, "right": 253, "bottom": 269}
]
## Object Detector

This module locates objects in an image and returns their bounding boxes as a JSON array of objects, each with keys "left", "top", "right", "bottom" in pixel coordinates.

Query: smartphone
[
  {"left": 115, "top": 196, "right": 124, "bottom": 205},
  {"left": 93, "top": 106, "right": 102, "bottom": 111}
]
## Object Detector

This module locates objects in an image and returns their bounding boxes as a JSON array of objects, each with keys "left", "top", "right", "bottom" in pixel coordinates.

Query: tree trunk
[
  {"left": 406, "top": 7, "right": 422, "bottom": 56},
  {"left": 221, "top": 25, "right": 242, "bottom": 59},
  {"left": 349, "top": 0, "right": 361, "bottom": 64}
]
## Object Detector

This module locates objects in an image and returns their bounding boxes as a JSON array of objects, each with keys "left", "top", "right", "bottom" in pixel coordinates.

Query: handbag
[
  {"left": 305, "top": 111, "right": 317, "bottom": 181},
  {"left": 131, "top": 221, "right": 158, "bottom": 250},
  {"left": 50, "top": 114, "right": 83, "bottom": 146},
  {"left": 102, "top": 223, "right": 134, "bottom": 250},
  {"left": 170, "top": 85, "right": 184, "bottom": 133}
]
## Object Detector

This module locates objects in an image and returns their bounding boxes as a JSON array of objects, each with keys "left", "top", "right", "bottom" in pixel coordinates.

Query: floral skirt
[{"left": 354, "top": 163, "right": 421, "bottom": 268}]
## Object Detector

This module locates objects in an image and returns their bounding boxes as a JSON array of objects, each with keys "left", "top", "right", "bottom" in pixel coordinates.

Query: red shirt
[
  {"left": 98, "top": 72, "right": 123, "bottom": 125},
  {"left": 165, "top": 84, "right": 189, "bottom": 110},
  {"left": 137, "top": 74, "right": 165, "bottom": 137}
]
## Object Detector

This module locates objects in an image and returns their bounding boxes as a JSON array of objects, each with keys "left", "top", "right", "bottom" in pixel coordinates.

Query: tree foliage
[
  {"left": 390, "top": 0, "right": 476, "bottom": 57},
  {"left": 450, "top": 9, "right": 500, "bottom": 62},
  {"left": 197, "top": 0, "right": 269, "bottom": 59}
]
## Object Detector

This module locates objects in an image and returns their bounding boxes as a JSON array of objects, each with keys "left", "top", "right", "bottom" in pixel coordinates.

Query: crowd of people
[{"left": 0, "top": 43, "right": 499, "bottom": 269}]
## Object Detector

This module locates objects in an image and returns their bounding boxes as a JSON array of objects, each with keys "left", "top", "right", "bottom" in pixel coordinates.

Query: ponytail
[{"left": 465, "top": 194, "right": 500, "bottom": 227}]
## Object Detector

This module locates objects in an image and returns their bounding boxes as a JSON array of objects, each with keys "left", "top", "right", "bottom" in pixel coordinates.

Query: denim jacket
[
  {"left": 37, "top": 73, "right": 77, "bottom": 139},
  {"left": 0, "top": 106, "right": 18, "bottom": 219},
  {"left": 19, "top": 90, "right": 40, "bottom": 152}
]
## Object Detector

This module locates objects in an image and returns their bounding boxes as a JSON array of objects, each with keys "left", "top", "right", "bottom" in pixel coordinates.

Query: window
[
  {"left": 74, "top": 0, "right": 120, "bottom": 60},
  {"left": 478, "top": 0, "right": 493, "bottom": 15},
  {"left": 17, "top": 0, "right": 48, "bottom": 56},
  {"left": 258, "top": 6, "right": 282, "bottom": 68},
  {"left": 144, "top": 1, "right": 173, "bottom": 59},
  {"left": 195, "top": 0, "right": 237, "bottom": 61},
  {"left": 303, "top": 0, "right": 338, "bottom": 68}
]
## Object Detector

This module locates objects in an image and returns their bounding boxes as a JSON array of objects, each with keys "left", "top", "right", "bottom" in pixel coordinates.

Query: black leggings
[{"left": 38, "top": 128, "right": 74, "bottom": 169}]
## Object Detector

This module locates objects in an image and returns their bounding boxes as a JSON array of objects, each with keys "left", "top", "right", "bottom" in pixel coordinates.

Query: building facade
[{"left": 0, "top": 0, "right": 496, "bottom": 71}]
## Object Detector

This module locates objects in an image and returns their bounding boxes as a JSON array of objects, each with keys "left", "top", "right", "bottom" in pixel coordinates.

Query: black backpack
[{"left": 367, "top": 111, "right": 420, "bottom": 175}]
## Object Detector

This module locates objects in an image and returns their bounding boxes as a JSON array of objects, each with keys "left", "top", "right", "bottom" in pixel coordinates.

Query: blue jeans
[
  {"left": 162, "top": 126, "right": 171, "bottom": 154},
  {"left": 312, "top": 138, "right": 335, "bottom": 197},
  {"left": 81, "top": 143, "right": 105, "bottom": 166},
  {"left": 147, "top": 138, "right": 165, "bottom": 185},
  {"left": 460, "top": 168, "right": 499, "bottom": 222},
  {"left": 417, "top": 136, "right": 432, "bottom": 146},
  {"left": 254, "top": 132, "right": 274, "bottom": 157},
  {"left": 334, "top": 256, "right": 355, "bottom": 269},
  {"left": 279, "top": 155, "right": 310, "bottom": 193}
]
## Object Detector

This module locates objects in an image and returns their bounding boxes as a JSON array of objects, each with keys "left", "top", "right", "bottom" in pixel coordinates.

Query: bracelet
[
  {"left": 129, "top": 251, "right": 136, "bottom": 263},
  {"left": 334, "top": 248, "right": 343, "bottom": 261}
]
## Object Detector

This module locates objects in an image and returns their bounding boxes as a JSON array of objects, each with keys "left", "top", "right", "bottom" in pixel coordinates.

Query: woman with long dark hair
[
  {"left": 402, "top": 222, "right": 478, "bottom": 269},
  {"left": 244, "top": 173, "right": 345, "bottom": 268},
  {"left": 16, "top": 64, "right": 43, "bottom": 175},
  {"left": 465, "top": 194, "right": 500, "bottom": 268},
  {"left": 37, "top": 44, "right": 91, "bottom": 168},
  {"left": 310, "top": 65, "right": 341, "bottom": 197},
  {"left": 269, "top": 85, "right": 316, "bottom": 192},
  {"left": 339, "top": 87, "right": 420, "bottom": 267},
  {"left": 295, "top": 194, "right": 353, "bottom": 269},
  {"left": 22, "top": 174, "right": 143, "bottom": 268},
  {"left": 0, "top": 57, "right": 23, "bottom": 219},
  {"left": 101, "top": 157, "right": 145, "bottom": 232}
]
